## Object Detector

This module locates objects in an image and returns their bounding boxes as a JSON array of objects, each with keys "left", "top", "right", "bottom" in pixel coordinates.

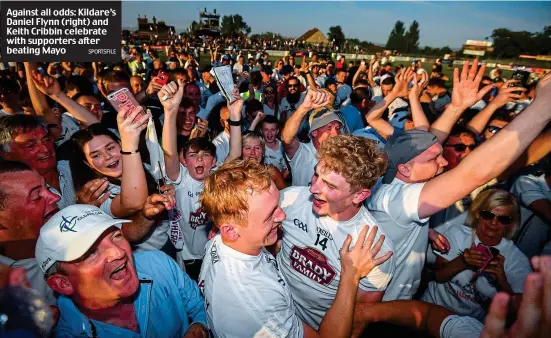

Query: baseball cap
[
  {"left": 261, "top": 65, "right": 273, "bottom": 75},
  {"left": 35, "top": 205, "right": 131, "bottom": 274},
  {"left": 382, "top": 129, "right": 438, "bottom": 184},
  {"left": 281, "top": 65, "right": 294, "bottom": 76},
  {"left": 389, "top": 108, "right": 410, "bottom": 129},
  {"left": 309, "top": 108, "right": 343, "bottom": 136}
]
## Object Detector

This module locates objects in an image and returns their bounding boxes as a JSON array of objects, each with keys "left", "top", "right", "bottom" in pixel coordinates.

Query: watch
[{"left": 228, "top": 119, "right": 242, "bottom": 127}]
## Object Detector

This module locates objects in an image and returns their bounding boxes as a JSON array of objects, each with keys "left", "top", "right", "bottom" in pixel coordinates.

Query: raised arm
[
  {"left": 367, "top": 58, "right": 376, "bottom": 88},
  {"left": 30, "top": 71, "right": 100, "bottom": 127},
  {"left": 159, "top": 80, "right": 185, "bottom": 181},
  {"left": 419, "top": 71, "right": 551, "bottom": 219},
  {"left": 408, "top": 71, "right": 430, "bottom": 131},
  {"left": 110, "top": 107, "right": 151, "bottom": 218},
  {"left": 305, "top": 70, "right": 319, "bottom": 89},
  {"left": 429, "top": 59, "right": 493, "bottom": 143},
  {"left": 23, "top": 63, "right": 58, "bottom": 124},
  {"left": 281, "top": 88, "right": 330, "bottom": 159},
  {"left": 467, "top": 80, "right": 525, "bottom": 135},
  {"left": 352, "top": 64, "right": 367, "bottom": 88},
  {"left": 225, "top": 86, "right": 244, "bottom": 163},
  {"left": 365, "top": 68, "right": 413, "bottom": 139},
  {"left": 248, "top": 111, "right": 265, "bottom": 131}
]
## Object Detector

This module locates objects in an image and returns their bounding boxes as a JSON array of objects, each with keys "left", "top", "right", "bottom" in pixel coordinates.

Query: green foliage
[
  {"left": 386, "top": 21, "right": 406, "bottom": 52},
  {"left": 328, "top": 26, "right": 345, "bottom": 45},
  {"left": 404, "top": 20, "right": 420, "bottom": 53},
  {"left": 491, "top": 27, "right": 551, "bottom": 58},
  {"left": 220, "top": 14, "right": 251, "bottom": 37}
]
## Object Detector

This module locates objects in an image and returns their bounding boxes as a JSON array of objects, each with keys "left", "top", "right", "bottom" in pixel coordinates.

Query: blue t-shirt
[{"left": 54, "top": 251, "right": 207, "bottom": 337}]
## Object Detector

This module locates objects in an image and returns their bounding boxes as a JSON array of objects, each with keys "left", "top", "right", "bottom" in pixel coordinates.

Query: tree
[
  {"left": 220, "top": 14, "right": 251, "bottom": 38},
  {"left": 386, "top": 21, "right": 406, "bottom": 52},
  {"left": 404, "top": 20, "right": 420, "bottom": 53},
  {"left": 188, "top": 20, "right": 201, "bottom": 36},
  {"left": 490, "top": 27, "right": 550, "bottom": 58},
  {"left": 328, "top": 26, "right": 345, "bottom": 47}
]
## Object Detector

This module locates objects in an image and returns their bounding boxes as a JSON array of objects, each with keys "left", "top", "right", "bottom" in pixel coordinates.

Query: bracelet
[
  {"left": 120, "top": 150, "right": 140, "bottom": 155},
  {"left": 228, "top": 119, "right": 242, "bottom": 127}
]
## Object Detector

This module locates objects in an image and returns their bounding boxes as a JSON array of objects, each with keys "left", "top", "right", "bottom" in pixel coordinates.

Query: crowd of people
[{"left": 0, "top": 44, "right": 550, "bottom": 338}]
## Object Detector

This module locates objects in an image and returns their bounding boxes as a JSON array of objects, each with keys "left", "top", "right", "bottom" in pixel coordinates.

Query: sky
[{"left": 122, "top": 1, "right": 551, "bottom": 48}]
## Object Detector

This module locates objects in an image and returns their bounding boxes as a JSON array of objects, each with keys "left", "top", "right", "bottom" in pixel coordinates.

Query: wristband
[
  {"left": 228, "top": 119, "right": 242, "bottom": 127},
  {"left": 120, "top": 150, "right": 140, "bottom": 155}
]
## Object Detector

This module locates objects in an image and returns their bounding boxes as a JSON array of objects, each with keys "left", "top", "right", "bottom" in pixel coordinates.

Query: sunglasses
[
  {"left": 288, "top": 84, "right": 299, "bottom": 88},
  {"left": 487, "top": 126, "right": 502, "bottom": 134},
  {"left": 479, "top": 210, "right": 513, "bottom": 225},
  {"left": 445, "top": 143, "right": 476, "bottom": 152}
]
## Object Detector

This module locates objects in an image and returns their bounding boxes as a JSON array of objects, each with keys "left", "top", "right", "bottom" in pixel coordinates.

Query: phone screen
[{"left": 107, "top": 87, "right": 141, "bottom": 116}]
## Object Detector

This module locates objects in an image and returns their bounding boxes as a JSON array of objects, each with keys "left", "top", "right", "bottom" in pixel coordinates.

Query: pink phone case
[
  {"left": 476, "top": 243, "right": 494, "bottom": 271},
  {"left": 107, "top": 87, "right": 141, "bottom": 116}
]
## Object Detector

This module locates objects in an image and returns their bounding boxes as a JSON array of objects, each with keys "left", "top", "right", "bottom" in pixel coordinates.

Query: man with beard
[
  {"left": 282, "top": 89, "right": 343, "bottom": 187},
  {"left": 37, "top": 205, "right": 208, "bottom": 337},
  {"left": 279, "top": 77, "right": 307, "bottom": 122},
  {"left": 159, "top": 81, "right": 242, "bottom": 280}
]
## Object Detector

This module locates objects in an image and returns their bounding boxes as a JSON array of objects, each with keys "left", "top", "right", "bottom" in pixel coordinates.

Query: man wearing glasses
[
  {"left": 280, "top": 77, "right": 306, "bottom": 121},
  {"left": 442, "top": 126, "right": 477, "bottom": 171}
]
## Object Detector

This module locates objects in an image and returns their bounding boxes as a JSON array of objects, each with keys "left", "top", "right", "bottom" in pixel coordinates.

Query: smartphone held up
[{"left": 107, "top": 87, "right": 148, "bottom": 125}]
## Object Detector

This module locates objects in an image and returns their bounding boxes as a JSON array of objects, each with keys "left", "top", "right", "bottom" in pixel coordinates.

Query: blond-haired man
[
  {"left": 198, "top": 159, "right": 391, "bottom": 338},
  {"left": 277, "top": 134, "right": 395, "bottom": 331}
]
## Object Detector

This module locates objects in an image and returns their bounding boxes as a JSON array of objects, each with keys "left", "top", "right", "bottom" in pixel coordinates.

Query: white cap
[{"left": 35, "top": 205, "right": 131, "bottom": 273}]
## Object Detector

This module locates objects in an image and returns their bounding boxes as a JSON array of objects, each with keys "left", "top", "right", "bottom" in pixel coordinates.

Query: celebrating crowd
[{"left": 0, "top": 44, "right": 550, "bottom": 338}]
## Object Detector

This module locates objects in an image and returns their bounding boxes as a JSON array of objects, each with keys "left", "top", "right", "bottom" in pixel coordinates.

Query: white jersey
[
  {"left": 288, "top": 141, "right": 317, "bottom": 187},
  {"left": 199, "top": 235, "right": 304, "bottom": 338},
  {"left": 421, "top": 225, "right": 531, "bottom": 322},
  {"left": 367, "top": 178, "right": 429, "bottom": 301},
  {"left": 264, "top": 140, "right": 288, "bottom": 172},
  {"left": 212, "top": 131, "right": 230, "bottom": 167},
  {"left": 280, "top": 92, "right": 306, "bottom": 120},
  {"left": 277, "top": 187, "right": 395, "bottom": 329},
  {"left": 172, "top": 164, "right": 213, "bottom": 261},
  {"left": 511, "top": 173, "right": 550, "bottom": 207}
]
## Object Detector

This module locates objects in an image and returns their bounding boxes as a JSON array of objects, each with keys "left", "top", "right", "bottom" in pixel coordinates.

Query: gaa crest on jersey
[
  {"left": 189, "top": 207, "right": 210, "bottom": 229},
  {"left": 289, "top": 246, "right": 336, "bottom": 286}
]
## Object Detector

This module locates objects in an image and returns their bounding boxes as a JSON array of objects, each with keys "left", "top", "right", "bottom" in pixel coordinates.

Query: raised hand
[
  {"left": 339, "top": 225, "right": 393, "bottom": 281},
  {"left": 158, "top": 79, "right": 185, "bottom": 113},
  {"left": 76, "top": 178, "right": 110, "bottom": 206},
  {"left": 228, "top": 85, "right": 244, "bottom": 120},
  {"left": 116, "top": 105, "right": 151, "bottom": 152},
  {"left": 392, "top": 67, "right": 414, "bottom": 98},
  {"left": 409, "top": 69, "right": 429, "bottom": 100},
  {"left": 146, "top": 77, "right": 164, "bottom": 95},
  {"left": 491, "top": 80, "right": 526, "bottom": 108},
  {"left": 299, "top": 88, "right": 331, "bottom": 111},
  {"left": 30, "top": 70, "right": 62, "bottom": 97},
  {"left": 481, "top": 255, "right": 551, "bottom": 338},
  {"left": 195, "top": 118, "right": 209, "bottom": 138},
  {"left": 451, "top": 59, "right": 493, "bottom": 110}
]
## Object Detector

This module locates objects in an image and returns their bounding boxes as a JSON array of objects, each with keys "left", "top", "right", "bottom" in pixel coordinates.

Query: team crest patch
[
  {"left": 189, "top": 207, "right": 210, "bottom": 230},
  {"left": 289, "top": 246, "right": 336, "bottom": 286}
]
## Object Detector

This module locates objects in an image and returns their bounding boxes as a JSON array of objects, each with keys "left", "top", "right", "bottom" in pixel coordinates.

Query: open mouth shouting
[
  {"left": 194, "top": 165, "right": 205, "bottom": 175},
  {"left": 313, "top": 196, "right": 327, "bottom": 208},
  {"left": 110, "top": 260, "right": 130, "bottom": 281}
]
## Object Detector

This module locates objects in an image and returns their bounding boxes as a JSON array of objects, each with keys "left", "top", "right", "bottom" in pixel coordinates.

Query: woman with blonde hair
[{"left": 421, "top": 188, "right": 531, "bottom": 322}]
